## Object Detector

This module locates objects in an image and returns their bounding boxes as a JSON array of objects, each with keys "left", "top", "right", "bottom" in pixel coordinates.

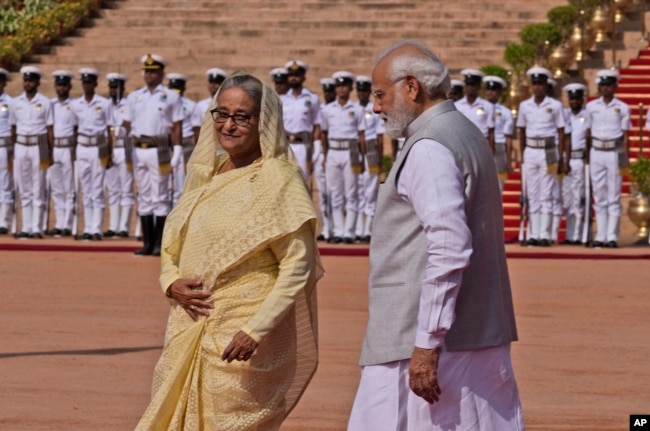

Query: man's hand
[{"left": 409, "top": 346, "right": 442, "bottom": 404}]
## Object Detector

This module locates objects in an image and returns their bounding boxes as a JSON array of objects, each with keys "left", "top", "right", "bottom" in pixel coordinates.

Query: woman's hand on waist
[
  {"left": 222, "top": 331, "right": 259, "bottom": 363},
  {"left": 166, "top": 278, "right": 213, "bottom": 321}
]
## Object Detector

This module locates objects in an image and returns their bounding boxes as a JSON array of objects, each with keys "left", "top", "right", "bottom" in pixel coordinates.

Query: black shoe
[
  {"left": 591, "top": 241, "right": 604, "bottom": 248},
  {"left": 62, "top": 229, "right": 72, "bottom": 237},
  {"left": 327, "top": 236, "right": 343, "bottom": 244},
  {"left": 50, "top": 228, "right": 63, "bottom": 237},
  {"left": 538, "top": 239, "right": 551, "bottom": 247},
  {"left": 136, "top": 236, "right": 143, "bottom": 241},
  {"left": 605, "top": 241, "right": 618, "bottom": 248},
  {"left": 361, "top": 235, "right": 371, "bottom": 243},
  {"left": 17, "top": 231, "right": 29, "bottom": 239},
  {"left": 118, "top": 231, "right": 129, "bottom": 238},
  {"left": 92, "top": 233, "right": 102, "bottom": 241},
  {"left": 29, "top": 232, "right": 44, "bottom": 239},
  {"left": 103, "top": 229, "right": 116, "bottom": 238},
  {"left": 526, "top": 238, "right": 538, "bottom": 247},
  {"left": 0, "top": 227, "right": 8, "bottom": 235},
  {"left": 134, "top": 215, "right": 155, "bottom": 256},
  {"left": 344, "top": 237, "right": 354, "bottom": 244},
  {"left": 560, "top": 239, "right": 573, "bottom": 245},
  {"left": 81, "top": 232, "right": 92, "bottom": 241}
]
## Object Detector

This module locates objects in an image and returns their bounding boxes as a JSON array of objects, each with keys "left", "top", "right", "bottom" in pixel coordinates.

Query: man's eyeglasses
[
  {"left": 210, "top": 109, "right": 257, "bottom": 127},
  {"left": 372, "top": 77, "right": 405, "bottom": 102}
]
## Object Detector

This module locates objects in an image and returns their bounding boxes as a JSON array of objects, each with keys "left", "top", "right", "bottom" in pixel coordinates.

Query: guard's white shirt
[
  {"left": 516, "top": 95, "right": 565, "bottom": 137},
  {"left": 493, "top": 102, "right": 514, "bottom": 143},
  {"left": 180, "top": 96, "right": 197, "bottom": 138},
  {"left": 193, "top": 97, "right": 211, "bottom": 128},
  {"left": 455, "top": 96, "right": 495, "bottom": 137},
  {"left": 0, "top": 93, "right": 12, "bottom": 137},
  {"left": 565, "top": 107, "right": 587, "bottom": 151},
  {"left": 584, "top": 97, "right": 630, "bottom": 139},
  {"left": 10, "top": 92, "right": 54, "bottom": 135},
  {"left": 359, "top": 101, "right": 385, "bottom": 140},
  {"left": 281, "top": 87, "right": 320, "bottom": 133},
  {"left": 126, "top": 84, "right": 183, "bottom": 137},
  {"left": 320, "top": 99, "right": 366, "bottom": 140},
  {"left": 51, "top": 97, "right": 78, "bottom": 138},
  {"left": 73, "top": 94, "right": 114, "bottom": 136},
  {"left": 111, "top": 98, "right": 130, "bottom": 138}
]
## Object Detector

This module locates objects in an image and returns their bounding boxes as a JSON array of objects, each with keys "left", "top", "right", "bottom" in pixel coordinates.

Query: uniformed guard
[
  {"left": 48, "top": 70, "right": 77, "bottom": 237},
  {"left": 269, "top": 67, "right": 289, "bottom": 96},
  {"left": 104, "top": 72, "right": 134, "bottom": 238},
  {"left": 313, "top": 77, "right": 336, "bottom": 241},
  {"left": 484, "top": 75, "right": 514, "bottom": 193},
  {"left": 72, "top": 68, "right": 114, "bottom": 240},
  {"left": 516, "top": 66, "right": 566, "bottom": 246},
  {"left": 448, "top": 78, "right": 465, "bottom": 102},
  {"left": 585, "top": 69, "right": 630, "bottom": 248},
  {"left": 354, "top": 75, "right": 384, "bottom": 242},
  {"left": 455, "top": 69, "right": 495, "bottom": 152},
  {"left": 166, "top": 72, "right": 199, "bottom": 204},
  {"left": 281, "top": 60, "right": 321, "bottom": 181},
  {"left": 124, "top": 54, "right": 183, "bottom": 256},
  {"left": 9, "top": 66, "right": 53, "bottom": 238},
  {"left": 320, "top": 71, "right": 366, "bottom": 244},
  {"left": 547, "top": 76, "right": 566, "bottom": 243},
  {"left": 562, "top": 83, "right": 588, "bottom": 244},
  {"left": 0, "top": 68, "right": 13, "bottom": 234},
  {"left": 194, "top": 67, "right": 227, "bottom": 140}
]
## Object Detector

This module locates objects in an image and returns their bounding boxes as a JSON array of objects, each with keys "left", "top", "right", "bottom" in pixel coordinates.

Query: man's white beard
[{"left": 384, "top": 90, "right": 418, "bottom": 140}]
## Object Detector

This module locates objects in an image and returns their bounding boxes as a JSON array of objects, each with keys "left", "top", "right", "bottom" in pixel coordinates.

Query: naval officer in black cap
[
  {"left": 269, "top": 67, "right": 289, "bottom": 96},
  {"left": 455, "top": 68, "right": 495, "bottom": 153}
]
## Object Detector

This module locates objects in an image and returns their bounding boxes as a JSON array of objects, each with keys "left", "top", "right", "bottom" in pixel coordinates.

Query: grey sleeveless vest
[{"left": 359, "top": 100, "right": 518, "bottom": 366}]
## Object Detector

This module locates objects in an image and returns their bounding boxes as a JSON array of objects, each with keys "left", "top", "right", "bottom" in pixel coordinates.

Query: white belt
[
  {"left": 526, "top": 137, "right": 553, "bottom": 148},
  {"left": 113, "top": 138, "right": 125, "bottom": 148},
  {"left": 592, "top": 137, "right": 618, "bottom": 150},
  {"left": 0, "top": 137, "right": 9, "bottom": 147},
  {"left": 78, "top": 134, "right": 99, "bottom": 146},
  {"left": 16, "top": 135, "right": 41, "bottom": 146},
  {"left": 54, "top": 136, "right": 74, "bottom": 148},
  {"left": 571, "top": 149, "right": 585, "bottom": 159},
  {"left": 329, "top": 139, "right": 353, "bottom": 150}
]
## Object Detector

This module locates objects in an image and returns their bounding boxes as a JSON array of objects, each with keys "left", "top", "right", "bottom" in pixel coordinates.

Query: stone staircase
[{"left": 5, "top": 0, "right": 569, "bottom": 101}]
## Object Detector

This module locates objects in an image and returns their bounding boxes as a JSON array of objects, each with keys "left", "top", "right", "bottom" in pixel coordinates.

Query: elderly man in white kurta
[
  {"left": 585, "top": 69, "right": 630, "bottom": 248},
  {"left": 516, "top": 67, "right": 566, "bottom": 247},
  {"left": 348, "top": 40, "right": 523, "bottom": 431},
  {"left": 10, "top": 66, "right": 54, "bottom": 238},
  {"left": 49, "top": 70, "right": 78, "bottom": 237},
  {"left": 321, "top": 71, "right": 366, "bottom": 244}
]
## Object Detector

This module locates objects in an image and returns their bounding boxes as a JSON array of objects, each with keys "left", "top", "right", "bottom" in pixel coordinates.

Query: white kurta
[{"left": 348, "top": 140, "right": 524, "bottom": 430}]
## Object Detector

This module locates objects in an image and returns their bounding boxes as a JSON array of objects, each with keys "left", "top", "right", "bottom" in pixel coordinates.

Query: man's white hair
[{"left": 374, "top": 40, "right": 451, "bottom": 99}]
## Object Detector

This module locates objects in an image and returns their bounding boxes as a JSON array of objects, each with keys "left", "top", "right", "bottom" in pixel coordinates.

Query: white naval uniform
[
  {"left": 563, "top": 107, "right": 587, "bottom": 242},
  {"left": 348, "top": 141, "right": 523, "bottom": 431},
  {"left": 126, "top": 84, "right": 183, "bottom": 217},
  {"left": 50, "top": 96, "right": 78, "bottom": 232},
  {"left": 10, "top": 91, "right": 53, "bottom": 235},
  {"left": 454, "top": 96, "right": 495, "bottom": 138},
  {"left": 171, "top": 95, "right": 198, "bottom": 205},
  {"left": 105, "top": 97, "right": 135, "bottom": 234},
  {"left": 355, "top": 101, "right": 384, "bottom": 239},
  {"left": 492, "top": 102, "right": 514, "bottom": 193},
  {"left": 0, "top": 93, "right": 13, "bottom": 230},
  {"left": 321, "top": 99, "right": 366, "bottom": 240},
  {"left": 551, "top": 109, "right": 572, "bottom": 242},
  {"left": 585, "top": 96, "right": 630, "bottom": 243},
  {"left": 281, "top": 87, "right": 320, "bottom": 179},
  {"left": 313, "top": 102, "right": 331, "bottom": 239},
  {"left": 516, "top": 95, "right": 565, "bottom": 241},
  {"left": 195, "top": 97, "right": 211, "bottom": 124},
  {"left": 72, "top": 93, "right": 114, "bottom": 235}
]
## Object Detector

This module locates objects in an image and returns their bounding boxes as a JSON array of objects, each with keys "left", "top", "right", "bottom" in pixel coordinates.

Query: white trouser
[
  {"left": 326, "top": 148, "right": 359, "bottom": 239},
  {"left": 562, "top": 158, "right": 585, "bottom": 242},
  {"left": 290, "top": 142, "right": 310, "bottom": 181},
  {"left": 523, "top": 147, "right": 556, "bottom": 215},
  {"left": 355, "top": 158, "right": 379, "bottom": 237},
  {"left": 171, "top": 159, "right": 185, "bottom": 206},
  {"left": 312, "top": 140, "right": 331, "bottom": 239},
  {"left": 134, "top": 147, "right": 170, "bottom": 216},
  {"left": 76, "top": 145, "right": 106, "bottom": 234},
  {"left": 105, "top": 147, "right": 135, "bottom": 207},
  {"left": 348, "top": 344, "right": 524, "bottom": 431},
  {"left": 0, "top": 146, "right": 13, "bottom": 228},
  {"left": 590, "top": 149, "right": 622, "bottom": 242},
  {"left": 48, "top": 147, "right": 75, "bottom": 230},
  {"left": 13, "top": 143, "right": 46, "bottom": 233}
]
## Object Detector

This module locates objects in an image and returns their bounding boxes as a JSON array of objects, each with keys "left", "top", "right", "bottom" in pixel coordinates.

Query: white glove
[{"left": 171, "top": 145, "right": 183, "bottom": 168}]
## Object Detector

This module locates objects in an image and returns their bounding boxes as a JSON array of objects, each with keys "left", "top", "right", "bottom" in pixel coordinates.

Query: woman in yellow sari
[{"left": 135, "top": 73, "right": 323, "bottom": 430}]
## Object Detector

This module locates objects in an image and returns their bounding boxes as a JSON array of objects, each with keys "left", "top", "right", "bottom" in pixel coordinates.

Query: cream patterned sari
[{"left": 136, "top": 74, "right": 322, "bottom": 430}]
